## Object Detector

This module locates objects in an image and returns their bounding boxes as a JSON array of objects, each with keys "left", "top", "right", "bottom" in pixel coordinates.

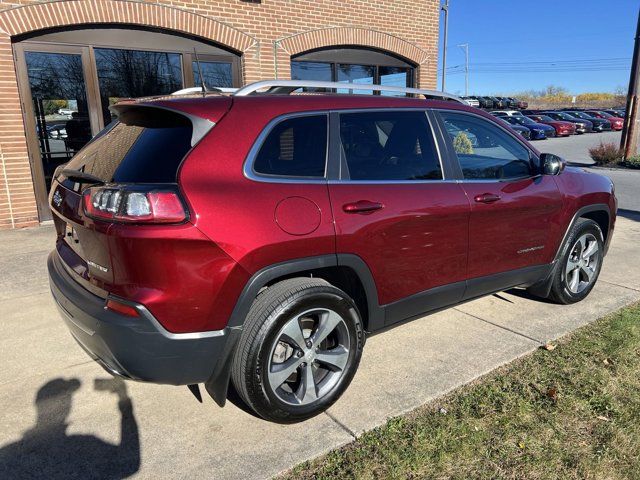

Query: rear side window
[
  {"left": 252, "top": 115, "right": 327, "bottom": 178},
  {"left": 440, "top": 111, "right": 534, "bottom": 180},
  {"left": 339, "top": 111, "right": 441, "bottom": 181},
  {"left": 63, "top": 109, "right": 193, "bottom": 186}
]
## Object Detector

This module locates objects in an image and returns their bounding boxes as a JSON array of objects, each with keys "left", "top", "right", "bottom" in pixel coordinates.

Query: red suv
[
  {"left": 585, "top": 111, "right": 624, "bottom": 130},
  {"left": 527, "top": 114, "right": 577, "bottom": 137},
  {"left": 48, "top": 81, "right": 617, "bottom": 423}
]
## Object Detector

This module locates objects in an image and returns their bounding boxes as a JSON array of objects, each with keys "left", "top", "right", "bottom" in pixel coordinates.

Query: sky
[{"left": 437, "top": 0, "right": 639, "bottom": 96}]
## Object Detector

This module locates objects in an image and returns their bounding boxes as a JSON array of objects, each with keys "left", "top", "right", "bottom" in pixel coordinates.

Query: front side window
[
  {"left": 253, "top": 115, "right": 327, "bottom": 178},
  {"left": 339, "top": 111, "right": 442, "bottom": 181},
  {"left": 440, "top": 111, "right": 535, "bottom": 180}
]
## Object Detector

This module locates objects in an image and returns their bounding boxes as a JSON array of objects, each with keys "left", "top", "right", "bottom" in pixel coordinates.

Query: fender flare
[
  {"left": 205, "top": 253, "right": 381, "bottom": 406},
  {"left": 528, "top": 203, "right": 611, "bottom": 298}
]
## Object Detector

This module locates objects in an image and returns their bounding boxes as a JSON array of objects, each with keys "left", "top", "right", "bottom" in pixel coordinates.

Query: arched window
[{"left": 291, "top": 47, "right": 416, "bottom": 95}]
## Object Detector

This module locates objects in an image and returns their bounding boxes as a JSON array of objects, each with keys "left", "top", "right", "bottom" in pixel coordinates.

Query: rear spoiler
[{"left": 110, "top": 104, "right": 215, "bottom": 147}]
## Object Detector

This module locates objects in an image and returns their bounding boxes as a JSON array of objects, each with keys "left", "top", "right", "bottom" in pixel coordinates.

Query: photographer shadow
[{"left": 0, "top": 377, "right": 140, "bottom": 479}]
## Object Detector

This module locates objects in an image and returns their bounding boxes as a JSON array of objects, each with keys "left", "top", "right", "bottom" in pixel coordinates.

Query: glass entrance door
[
  {"left": 15, "top": 44, "right": 101, "bottom": 221},
  {"left": 25, "top": 51, "right": 93, "bottom": 189}
]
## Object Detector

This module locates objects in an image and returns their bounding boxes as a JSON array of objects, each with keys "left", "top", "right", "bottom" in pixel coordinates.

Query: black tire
[
  {"left": 548, "top": 218, "right": 604, "bottom": 304},
  {"left": 231, "top": 277, "right": 365, "bottom": 423}
]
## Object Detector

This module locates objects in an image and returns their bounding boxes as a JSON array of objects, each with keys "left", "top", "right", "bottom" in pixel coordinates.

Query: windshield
[
  {"left": 515, "top": 117, "right": 537, "bottom": 125},
  {"left": 556, "top": 113, "right": 576, "bottom": 121},
  {"left": 595, "top": 111, "right": 613, "bottom": 118},
  {"left": 573, "top": 112, "right": 593, "bottom": 119},
  {"left": 535, "top": 115, "right": 554, "bottom": 122}
]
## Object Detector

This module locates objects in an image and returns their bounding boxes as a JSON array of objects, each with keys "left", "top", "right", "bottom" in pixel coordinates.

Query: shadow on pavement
[
  {"left": 618, "top": 208, "right": 640, "bottom": 222},
  {"left": 0, "top": 377, "right": 140, "bottom": 479}
]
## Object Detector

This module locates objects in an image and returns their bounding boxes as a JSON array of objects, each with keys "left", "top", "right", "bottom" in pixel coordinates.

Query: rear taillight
[{"left": 83, "top": 185, "right": 187, "bottom": 224}]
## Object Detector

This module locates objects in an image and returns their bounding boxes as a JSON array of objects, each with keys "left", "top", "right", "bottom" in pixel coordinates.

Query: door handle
[
  {"left": 474, "top": 193, "right": 501, "bottom": 204},
  {"left": 342, "top": 200, "right": 384, "bottom": 214}
]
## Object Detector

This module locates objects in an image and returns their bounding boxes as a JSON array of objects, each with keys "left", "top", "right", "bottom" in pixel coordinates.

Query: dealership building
[{"left": 0, "top": 0, "right": 440, "bottom": 228}]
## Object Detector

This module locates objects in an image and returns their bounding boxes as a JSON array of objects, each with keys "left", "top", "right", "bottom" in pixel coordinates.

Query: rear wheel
[
  {"left": 549, "top": 218, "right": 604, "bottom": 304},
  {"left": 231, "top": 278, "right": 364, "bottom": 423}
]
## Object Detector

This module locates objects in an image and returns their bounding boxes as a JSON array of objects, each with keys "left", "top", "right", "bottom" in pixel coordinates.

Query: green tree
[{"left": 453, "top": 131, "right": 473, "bottom": 155}]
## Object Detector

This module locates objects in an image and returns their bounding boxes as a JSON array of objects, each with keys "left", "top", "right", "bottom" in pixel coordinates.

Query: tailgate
[{"left": 48, "top": 98, "right": 230, "bottom": 296}]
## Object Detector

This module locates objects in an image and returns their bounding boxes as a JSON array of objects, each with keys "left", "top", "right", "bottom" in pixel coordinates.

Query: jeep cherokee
[{"left": 48, "top": 80, "right": 616, "bottom": 423}]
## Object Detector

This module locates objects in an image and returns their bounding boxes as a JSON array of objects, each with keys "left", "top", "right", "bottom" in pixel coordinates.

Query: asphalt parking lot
[
  {"left": 0, "top": 132, "right": 638, "bottom": 480},
  {"left": 541, "top": 130, "right": 640, "bottom": 212}
]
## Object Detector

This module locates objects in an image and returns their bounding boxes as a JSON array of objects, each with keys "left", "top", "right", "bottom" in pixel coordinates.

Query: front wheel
[
  {"left": 231, "top": 278, "right": 364, "bottom": 423},
  {"left": 549, "top": 218, "right": 604, "bottom": 304}
]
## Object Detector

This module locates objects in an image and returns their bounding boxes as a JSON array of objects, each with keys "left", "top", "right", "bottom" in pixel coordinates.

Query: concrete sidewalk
[{"left": 0, "top": 214, "right": 638, "bottom": 480}]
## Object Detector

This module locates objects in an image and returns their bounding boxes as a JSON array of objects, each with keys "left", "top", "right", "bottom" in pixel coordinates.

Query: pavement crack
[
  {"left": 324, "top": 411, "right": 357, "bottom": 439},
  {"left": 600, "top": 279, "right": 640, "bottom": 293},
  {"left": 454, "top": 308, "right": 544, "bottom": 345}
]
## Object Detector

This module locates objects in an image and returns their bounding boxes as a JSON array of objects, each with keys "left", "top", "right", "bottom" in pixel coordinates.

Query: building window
[
  {"left": 290, "top": 47, "right": 415, "bottom": 95},
  {"left": 95, "top": 48, "right": 183, "bottom": 124},
  {"left": 192, "top": 61, "right": 234, "bottom": 90}
]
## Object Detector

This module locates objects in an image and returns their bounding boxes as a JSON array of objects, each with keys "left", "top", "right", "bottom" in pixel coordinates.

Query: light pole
[
  {"left": 440, "top": 0, "right": 449, "bottom": 92},
  {"left": 457, "top": 43, "right": 469, "bottom": 96}
]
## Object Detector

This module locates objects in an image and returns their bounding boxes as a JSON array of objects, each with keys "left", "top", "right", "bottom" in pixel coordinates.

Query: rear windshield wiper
[{"left": 60, "top": 169, "right": 105, "bottom": 185}]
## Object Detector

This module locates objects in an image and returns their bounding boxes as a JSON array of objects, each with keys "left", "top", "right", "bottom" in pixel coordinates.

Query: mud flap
[{"left": 204, "top": 327, "right": 242, "bottom": 407}]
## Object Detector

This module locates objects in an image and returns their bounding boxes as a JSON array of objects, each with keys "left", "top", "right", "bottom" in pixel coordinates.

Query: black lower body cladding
[{"left": 48, "top": 251, "right": 229, "bottom": 385}]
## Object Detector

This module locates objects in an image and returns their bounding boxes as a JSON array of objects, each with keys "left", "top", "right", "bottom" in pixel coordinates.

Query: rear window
[{"left": 62, "top": 108, "right": 193, "bottom": 188}]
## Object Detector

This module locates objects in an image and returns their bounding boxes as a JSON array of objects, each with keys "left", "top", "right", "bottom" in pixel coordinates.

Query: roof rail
[{"left": 233, "top": 80, "right": 465, "bottom": 103}]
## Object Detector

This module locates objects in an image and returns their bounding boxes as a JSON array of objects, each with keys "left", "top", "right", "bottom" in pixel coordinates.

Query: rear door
[
  {"left": 435, "top": 110, "right": 563, "bottom": 292},
  {"left": 328, "top": 109, "right": 470, "bottom": 326}
]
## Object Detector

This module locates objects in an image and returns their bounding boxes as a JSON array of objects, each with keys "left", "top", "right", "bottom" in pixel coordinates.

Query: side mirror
[{"left": 540, "top": 153, "right": 565, "bottom": 175}]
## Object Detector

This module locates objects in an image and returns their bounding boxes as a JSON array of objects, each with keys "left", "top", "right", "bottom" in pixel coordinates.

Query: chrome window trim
[
  {"left": 435, "top": 108, "right": 541, "bottom": 183},
  {"left": 243, "top": 111, "right": 330, "bottom": 184},
  {"left": 330, "top": 107, "right": 448, "bottom": 184}
]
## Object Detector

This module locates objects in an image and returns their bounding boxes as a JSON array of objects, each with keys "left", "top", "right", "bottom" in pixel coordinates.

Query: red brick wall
[{"left": 0, "top": 0, "right": 440, "bottom": 228}]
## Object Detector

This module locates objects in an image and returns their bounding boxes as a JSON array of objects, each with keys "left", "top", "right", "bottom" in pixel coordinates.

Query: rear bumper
[{"left": 48, "top": 251, "right": 229, "bottom": 385}]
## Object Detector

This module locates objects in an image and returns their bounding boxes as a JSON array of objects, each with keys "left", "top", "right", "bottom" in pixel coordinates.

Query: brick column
[{"left": 0, "top": 34, "right": 38, "bottom": 228}]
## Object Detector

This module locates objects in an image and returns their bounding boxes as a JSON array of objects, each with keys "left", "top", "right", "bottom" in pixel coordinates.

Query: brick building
[{"left": 0, "top": 0, "right": 440, "bottom": 228}]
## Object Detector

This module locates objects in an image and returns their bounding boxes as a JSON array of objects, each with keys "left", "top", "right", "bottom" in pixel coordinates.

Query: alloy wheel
[
  {"left": 267, "top": 308, "right": 350, "bottom": 406},
  {"left": 565, "top": 233, "right": 599, "bottom": 294}
]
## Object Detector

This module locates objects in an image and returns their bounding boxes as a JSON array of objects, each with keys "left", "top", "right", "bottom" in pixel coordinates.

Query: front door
[
  {"left": 436, "top": 110, "right": 564, "bottom": 285},
  {"left": 328, "top": 110, "right": 470, "bottom": 326},
  {"left": 15, "top": 45, "right": 101, "bottom": 221}
]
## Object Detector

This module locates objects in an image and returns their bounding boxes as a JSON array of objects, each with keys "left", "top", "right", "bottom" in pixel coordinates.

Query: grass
[{"left": 284, "top": 303, "right": 640, "bottom": 480}]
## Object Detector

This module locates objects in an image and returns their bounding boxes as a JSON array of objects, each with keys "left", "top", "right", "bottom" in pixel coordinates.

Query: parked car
[
  {"left": 527, "top": 114, "right": 577, "bottom": 136},
  {"left": 513, "top": 98, "right": 528, "bottom": 110},
  {"left": 502, "top": 115, "right": 556, "bottom": 139},
  {"left": 487, "top": 96, "right": 505, "bottom": 109},
  {"left": 494, "top": 97, "right": 513, "bottom": 109},
  {"left": 603, "top": 109, "right": 625, "bottom": 119},
  {"left": 476, "top": 96, "right": 496, "bottom": 109},
  {"left": 491, "top": 110, "right": 524, "bottom": 117},
  {"left": 462, "top": 96, "right": 480, "bottom": 108},
  {"left": 585, "top": 111, "right": 624, "bottom": 131},
  {"left": 57, "top": 108, "right": 77, "bottom": 117},
  {"left": 494, "top": 116, "right": 531, "bottom": 139},
  {"left": 569, "top": 111, "right": 612, "bottom": 131},
  {"left": 543, "top": 111, "right": 593, "bottom": 134},
  {"left": 47, "top": 81, "right": 616, "bottom": 423}
]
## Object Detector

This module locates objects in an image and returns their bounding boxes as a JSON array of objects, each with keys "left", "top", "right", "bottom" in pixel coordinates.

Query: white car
[
  {"left": 462, "top": 97, "right": 480, "bottom": 107},
  {"left": 172, "top": 86, "right": 238, "bottom": 95},
  {"left": 490, "top": 110, "right": 524, "bottom": 117},
  {"left": 57, "top": 108, "right": 76, "bottom": 117}
]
